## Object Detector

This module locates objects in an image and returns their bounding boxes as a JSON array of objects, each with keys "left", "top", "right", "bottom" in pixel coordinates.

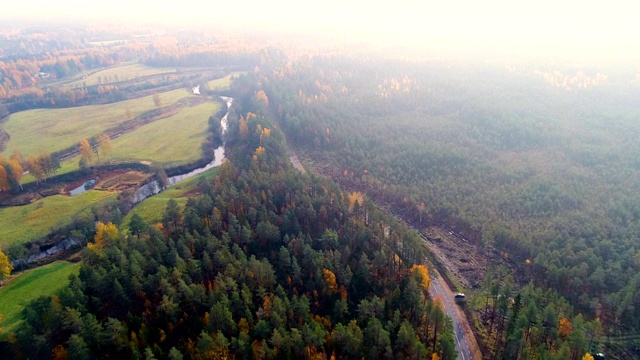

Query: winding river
[
  {"left": 132, "top": 96, "right": 232, "bottom": 203},
  {"left": 11, "top": 96, "right": 233, "bottom": 268}
]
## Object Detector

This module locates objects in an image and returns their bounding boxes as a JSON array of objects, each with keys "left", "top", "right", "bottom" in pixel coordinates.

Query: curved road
[{"left": 285, "top": 147, "right": 480, "bottom": 360}]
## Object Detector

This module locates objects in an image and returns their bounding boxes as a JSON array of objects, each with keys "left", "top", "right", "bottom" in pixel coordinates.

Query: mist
[{"left": 1, "top": 0, "right": 638, "bottom": 61}]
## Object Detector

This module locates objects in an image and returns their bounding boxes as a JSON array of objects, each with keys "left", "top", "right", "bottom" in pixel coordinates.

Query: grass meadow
[
  {"left": 0, "top": 190, "right": 116, "bottom": 247},
  {"left": 65, "top": 63, "right": 198, "bottom": 88},
  {"left": 1, "top": 88, "right": 193, "bottom": 157},
  {"left": 0, "top": 261, "right": 80, "bottom": 340},
  {"left": 206, "top": 71, "right": 247, "bottom": 90},
  {"left": 108, "top": 101, "right": 219, "bottom": 165}
]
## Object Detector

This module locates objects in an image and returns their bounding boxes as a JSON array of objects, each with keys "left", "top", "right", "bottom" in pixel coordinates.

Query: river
[{"left": 132, "top": 96, "right": 232, "bottom": 203}]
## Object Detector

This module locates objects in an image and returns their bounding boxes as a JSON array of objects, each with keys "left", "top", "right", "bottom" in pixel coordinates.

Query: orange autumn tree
[
  {"left": 0, "top": 166, "right": 9, "bottom": 191},
  {"left": 256, "top": 90, "right": 269, "bottom": 106},
  {"left": 582, "top": 353, "right": 594, "bottom": 360},
  {"left": 26, "top": 154, "right": 45, "bottom": 184},
  {"left": 9, "top": 158, "right": 24, "bottom": 190},
  {"left": 558, "top": 317, "right": 573, "bottom": 338},
  {"left": 79, "top": 139, "right": 94, "bottom": 166}
]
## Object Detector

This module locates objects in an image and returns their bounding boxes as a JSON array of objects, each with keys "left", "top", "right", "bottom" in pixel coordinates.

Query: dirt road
[{"left": 430, "top": 269, "right": 482, "bottom": 360}]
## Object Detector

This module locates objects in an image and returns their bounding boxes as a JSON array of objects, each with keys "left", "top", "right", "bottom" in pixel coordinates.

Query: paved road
[{"left": 430, "top": 271, "right": 475, "bottom": 360}]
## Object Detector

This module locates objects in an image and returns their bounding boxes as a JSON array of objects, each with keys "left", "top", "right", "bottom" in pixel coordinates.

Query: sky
[{"left": 1, "top": 0, "right": 639, "bottom": 60}]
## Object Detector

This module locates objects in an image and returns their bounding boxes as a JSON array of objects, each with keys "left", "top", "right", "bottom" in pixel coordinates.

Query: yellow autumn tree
[
  {"left": 98, "top": 134, "right": 112, "bottom": 163},
  {"left": 323, "top": 269, "right": 338, "bottom": 295},
  {"left": 347, "top": 191, "right": 364, "bottom": 211},
  {"left": 558, "top": 317, "right": 573, "bottom": 337},
  {"left": 88, "top": 222, "right": 119, "bottom": 251},
  {"left": 432, "top": 354, "right": 440, "bottom": 360},
  {"left": 79, "top": 139, "right": 94, "bottom": 165},
  {"left": 410, "top": 264, "right": 431, "bottom": 292},
  {"left": 239, "top": 116, "right": 248, "bottom": 140},
  {"left": 582, "top": 353, "right": 594, "bottom": 360},
  {"left": 0, "top": 245, "right": 13, "bottom": 282}
]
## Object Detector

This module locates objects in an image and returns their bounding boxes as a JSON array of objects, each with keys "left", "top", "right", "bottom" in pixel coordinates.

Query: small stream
[{"left": 132, "top": 96, "right": 232, "bottom": 204}]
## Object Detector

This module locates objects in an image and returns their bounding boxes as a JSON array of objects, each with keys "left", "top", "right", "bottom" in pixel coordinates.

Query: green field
[
  {"left": 206, "top": 71, "right": 246, "bottom": 90},
  {"left": 0, "top": 190, "right": 116, "bottom": 247},
  {"left": 107, "top": 101, "right": 219, "bottom": 166},
  {"left": 124, "top": 166, "right": 218, "bottom": 227},
  {"left": 65, "top": 63, "right": 196, "bottom": 88},
  {"left": 0, "top": 261, "right": 80, "bottom": 339},
  {"left": 2, "top": 88, "right": 193, "bottom": 157}
]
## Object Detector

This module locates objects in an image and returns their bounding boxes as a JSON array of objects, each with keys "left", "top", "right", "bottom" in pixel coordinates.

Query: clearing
[{"left": 0, "top": 261, "right": 80, "bottom": 340}]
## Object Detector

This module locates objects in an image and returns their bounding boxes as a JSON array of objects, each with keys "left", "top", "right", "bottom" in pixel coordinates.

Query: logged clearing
[
  {"left": 0, "top": 190, "right": 116, "bottom": 247},
  {"left": 124, "top": 166, "right": 218, "bottom": 226},
  {"left": 65, "top": 63, "right": 198, "bottom": 88},
  {"left": 108, "top": 101, "right": 219, "bottom": 165},
  {"left": 0, "top": 261, "right": 80, "bottom": 340},
  {"left": 2, "top": 88, "right": 193, "bottom": 157}
]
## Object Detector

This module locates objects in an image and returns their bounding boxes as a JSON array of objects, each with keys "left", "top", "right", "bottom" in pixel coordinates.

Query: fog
[{"left": 2, "top": 0, "right": 639, "bottom": 61}]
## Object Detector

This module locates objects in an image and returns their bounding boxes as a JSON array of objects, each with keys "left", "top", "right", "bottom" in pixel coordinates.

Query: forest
[
  {"left": 2, "top": 75, "right": 460, "bottom": 360},
  {"left": 261, "top": 56, "right": 640, "bottom": 357},
  {"left": 1, "top": 21, "right": 638, "bottom": 359}
]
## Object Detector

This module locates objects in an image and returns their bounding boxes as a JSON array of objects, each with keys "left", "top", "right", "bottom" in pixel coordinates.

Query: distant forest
[{"left": 262, "top": 55, "right": 640, "bottom": 355}]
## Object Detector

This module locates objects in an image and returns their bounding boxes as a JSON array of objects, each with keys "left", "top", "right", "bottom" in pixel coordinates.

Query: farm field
[
  {"left": 0, "top": 261, "right": 80, "bottom": 340},
  {"left": 0, "top": 190, "right": 116, "bottom": 247},
  {"left": 1, "top": 88, "right": 193, "bottom": 157},
  {"left": 124, "top": 166, "right": 218, "bottom": 226},
  {"left": 65, "top": 63, "right": 200, "bottom": 88}
]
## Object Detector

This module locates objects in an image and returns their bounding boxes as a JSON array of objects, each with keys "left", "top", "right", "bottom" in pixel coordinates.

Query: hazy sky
[{"left": 2, "top": 0, "right": 638, "bottom": 59}]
